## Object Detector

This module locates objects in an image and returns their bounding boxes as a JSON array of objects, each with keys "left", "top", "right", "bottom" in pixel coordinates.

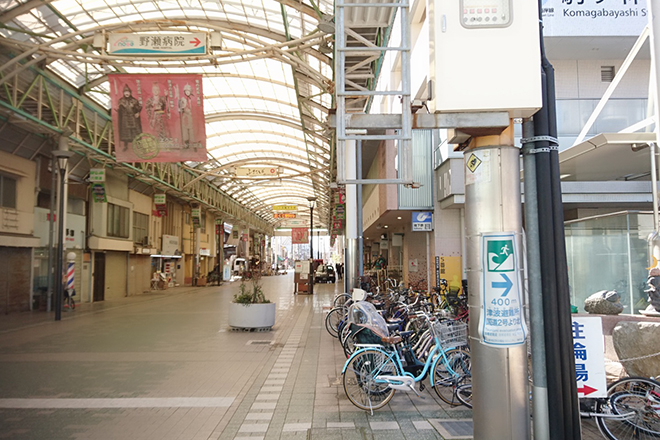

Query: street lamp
[
  {"left": 53, "top": 149, "right": 74, "bottom": 321},
  {"left": 307, "top": 196, "right": 317, "bottom": 294}
]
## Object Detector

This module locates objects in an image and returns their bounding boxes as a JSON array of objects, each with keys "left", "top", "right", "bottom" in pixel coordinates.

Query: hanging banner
[
  {"left": 154, "top": 193, "right": 167, "bottom": 216},
  {"left": 333, "top": 205, "right": 345, "bottom": 220},
  {"left": 478, "top": 232, "right": 527, "bottom": 347},
  {"left": 236, "top": 167, "right": 279, "bottom": 177},
  {"left": 273, "top": 205, "right": 297, "bottom": 211},
  {"left": 274, "top": 213, "right": 296, "bottom": 219},
  {"left": 89, "top": 168, "right": 106, "bottom": 182},
  {"left": 191, "top": 208, "right": 201, "bottom": 228},
  {"left": 109, "top": 74, "right": 206, "bottom": 163},
  {"left": 91, "top": 183, "right": 107, "bottom": 203},
  {"left": 291, "top": 228, "right": 309, "bottom": 244}
]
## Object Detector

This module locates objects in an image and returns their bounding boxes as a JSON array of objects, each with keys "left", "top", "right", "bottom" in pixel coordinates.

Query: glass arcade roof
[{"left": 0, "top": 0, "right": 335, "bottom": 229}]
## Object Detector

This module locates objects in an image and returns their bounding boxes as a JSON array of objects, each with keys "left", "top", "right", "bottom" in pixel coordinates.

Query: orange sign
[{"left": 274, "top": 213, "right": 296, "bottom": 219}]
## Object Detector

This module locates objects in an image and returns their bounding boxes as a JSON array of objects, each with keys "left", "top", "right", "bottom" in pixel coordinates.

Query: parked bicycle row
[
  {"left": 325, "top": 279, "right": 471, "bottom": 413},
  {"left": 325, "top": 279, "right": 660, "bottom": 440}
]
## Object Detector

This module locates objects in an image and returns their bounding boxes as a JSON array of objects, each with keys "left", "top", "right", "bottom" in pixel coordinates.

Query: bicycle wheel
[
  {"left": 341, "top": 325, "right": 356, "bottom": 358},
  {"left": 432, "top": 347, "right": 471, "bottom": 406},
  {"left": 325, "top": 307, "right": 345, "bottom": 338},
  {"left": 596, "top": 391, "right": 660, "bottom": 440},
  {"left": 343, "top": 349, "right": 397, "bottom": 411},
  {"left": 333, "top": 293, "right": 352, "bottom": 308},
  {"left": 608, "top": 377, "right": 660, "bottom": 397},
  {"left": 455, "top": 382, "right": 473, "bottom": 409}
]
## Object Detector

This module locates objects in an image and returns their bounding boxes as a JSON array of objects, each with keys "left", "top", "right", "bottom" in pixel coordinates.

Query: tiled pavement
[{"left": 0, "top": 274, "right": 602, "bottom": 439}]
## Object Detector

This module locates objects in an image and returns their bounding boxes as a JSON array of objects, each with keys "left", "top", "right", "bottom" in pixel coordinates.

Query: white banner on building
[
  {"left": 541, "top": 0, "right": 647, "bottom": 37},
  {"left": 161, "top": 234, "right": 180, "bottom": 256}
]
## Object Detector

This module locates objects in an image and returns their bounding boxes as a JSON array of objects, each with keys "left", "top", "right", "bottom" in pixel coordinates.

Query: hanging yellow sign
[{"left": 272, "top": 205, "right": 297, "bottom": 211}]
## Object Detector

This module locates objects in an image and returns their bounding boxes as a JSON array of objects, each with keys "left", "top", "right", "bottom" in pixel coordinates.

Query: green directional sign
[{"left": 480, "top": 232, "right": 527, "bottom": 347}]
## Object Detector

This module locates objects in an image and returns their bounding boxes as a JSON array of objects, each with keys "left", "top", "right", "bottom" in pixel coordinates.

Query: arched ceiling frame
[
  {"left": 205, "top": 113, "right": 325, "bottom": 140},
  {"left": 0, "top": 22, "right": 331, "bottom": 88},
  {"left": 205, "top": 115, "right": 330, "bottom": 153},
  {"left": 0, "top": 4, "right": 335, "bottom": 229},
  {"left": 209, "top": 150, "right": 329, "bottom": 177}
]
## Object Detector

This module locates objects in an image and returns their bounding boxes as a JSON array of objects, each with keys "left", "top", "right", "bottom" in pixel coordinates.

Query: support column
[
  {"left": 217, "top": 219, "right": 224, "bottom": 283},
  {"left": 522, "top": 119, "right": 550, "bottom": 440},
  {"left": 194, "top": 224, "right": 201, "bottom": 285},
  {"left": 345, "top": 139, "right": 358, "bottom": 291},
  {"left": 465, "top": 128, "right": 530, "bottom": 440}
]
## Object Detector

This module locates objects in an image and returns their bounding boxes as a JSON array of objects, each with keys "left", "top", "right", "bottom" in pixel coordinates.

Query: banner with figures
[
  {"left": 109, "top": 74, "right": 207, "bottom": 163},
  {"left": 291, "top": 228, "right": 309, "bottom": 244}
]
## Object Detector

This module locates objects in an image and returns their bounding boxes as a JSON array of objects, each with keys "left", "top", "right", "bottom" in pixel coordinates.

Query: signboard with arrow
[
  {"left": 108, "top": 33, "right": 208, "bottom": 56},
  {"left": 572, "top": 316, "right": 607, "bottom": 398},
  {"left": 479, "top": 232, "right": 527, "bottom": 347}
]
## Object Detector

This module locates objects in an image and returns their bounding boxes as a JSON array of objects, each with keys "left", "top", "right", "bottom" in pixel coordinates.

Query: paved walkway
[{"left": 0, "top": 273, "right": 601, "bottom": 439}]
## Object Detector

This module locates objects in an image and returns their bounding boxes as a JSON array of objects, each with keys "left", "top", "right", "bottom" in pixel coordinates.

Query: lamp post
[
  {"left": 53, "top": 149, "right": 74, "bottom": 321},
  {"left": 307, "top": 196, "right": 317, "bottom": 294}
]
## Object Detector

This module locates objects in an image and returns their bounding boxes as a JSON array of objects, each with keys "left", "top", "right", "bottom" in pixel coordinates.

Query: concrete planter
[{"left": 228, "top": 302, "right": 276, "bottom": 329}]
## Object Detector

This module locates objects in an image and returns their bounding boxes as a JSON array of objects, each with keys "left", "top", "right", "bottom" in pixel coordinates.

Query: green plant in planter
[{"left": 233, "top": 275, "right": 270, "bottom": 305}]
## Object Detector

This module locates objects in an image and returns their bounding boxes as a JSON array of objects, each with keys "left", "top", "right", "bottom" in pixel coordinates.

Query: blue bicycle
[{"left": 342, "top": 315, "right": 470, "bottom": 412}]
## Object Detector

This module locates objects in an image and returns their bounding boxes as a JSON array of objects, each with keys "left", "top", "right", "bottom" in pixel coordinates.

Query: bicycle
[
  {"left": 342, "top": 315, "right": 470, "bottom": 413},
  {"left": 454, "top": 376, "right": 660, "bottom": 440},
  {"left": 590, "top": 376, "right": 660, "bottom": 440},
  {"left": 63, "top": 288, "right": 76, "bottom": 310}
]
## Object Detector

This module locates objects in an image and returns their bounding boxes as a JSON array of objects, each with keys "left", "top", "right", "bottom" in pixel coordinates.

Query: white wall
[{"left": 0, "top": 150, "right": 36, "bottom": 238}]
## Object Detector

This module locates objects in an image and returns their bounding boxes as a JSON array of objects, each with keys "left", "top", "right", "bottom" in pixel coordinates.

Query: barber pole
[
  {"left": 66, "top": 261, "right": 75, "bottom": 292},
  {"left": 66, "top": 252, "right": 76, "bottom": 299}
]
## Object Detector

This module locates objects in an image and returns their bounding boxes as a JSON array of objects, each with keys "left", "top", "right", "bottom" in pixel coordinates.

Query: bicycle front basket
[{"left": 434, "top": 321, "right": 468, "bottom": 348}]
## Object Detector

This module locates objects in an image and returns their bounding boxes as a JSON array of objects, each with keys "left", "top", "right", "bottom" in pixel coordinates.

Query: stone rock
[
  {"left": 584, "top": 290, "right": 624, "bottom": 315},
  {"left": 612, "top": 321, "right": 660, "bottom": 377}
]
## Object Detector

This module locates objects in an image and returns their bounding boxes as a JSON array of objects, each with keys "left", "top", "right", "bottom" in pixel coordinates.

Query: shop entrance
[{"left": 93, "top": 252, "right": 105, "bottom": 302}]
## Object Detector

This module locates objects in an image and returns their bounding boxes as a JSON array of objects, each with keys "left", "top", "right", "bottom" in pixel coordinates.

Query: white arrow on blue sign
[{"left": 479, "top": 232, "right": 527, "bottom": 347}]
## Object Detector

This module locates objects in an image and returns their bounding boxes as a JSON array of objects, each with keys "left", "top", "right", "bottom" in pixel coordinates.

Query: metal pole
[
  {"left": 46, "top": 155, "right": 56, "bottom": 312},
  {"left": 357, "top": 140, "right": 364, "bottom": 277},
  {"left": 310, "top": 204, "right": 314, "bottom": 295},
  {"left": 465, "top": 141, "right": 530, "bottom": 440},
  {"left": 218, "top": 221, "right": 224, "bottom": 283},
  {"left": 55, "top": 165, "right": 66, "bottom": 321},
  {"left": 195, "top": 226, "right": 200, "bottom": 285},
  {"left": 345, "top": 139, "right": 358, "bottom": 290},
  {"left": 522, "top": 118, "right": 550, "bottom": 440},
  {"left": 547, "top": 57, "right": 582, "bottom": 440}
]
